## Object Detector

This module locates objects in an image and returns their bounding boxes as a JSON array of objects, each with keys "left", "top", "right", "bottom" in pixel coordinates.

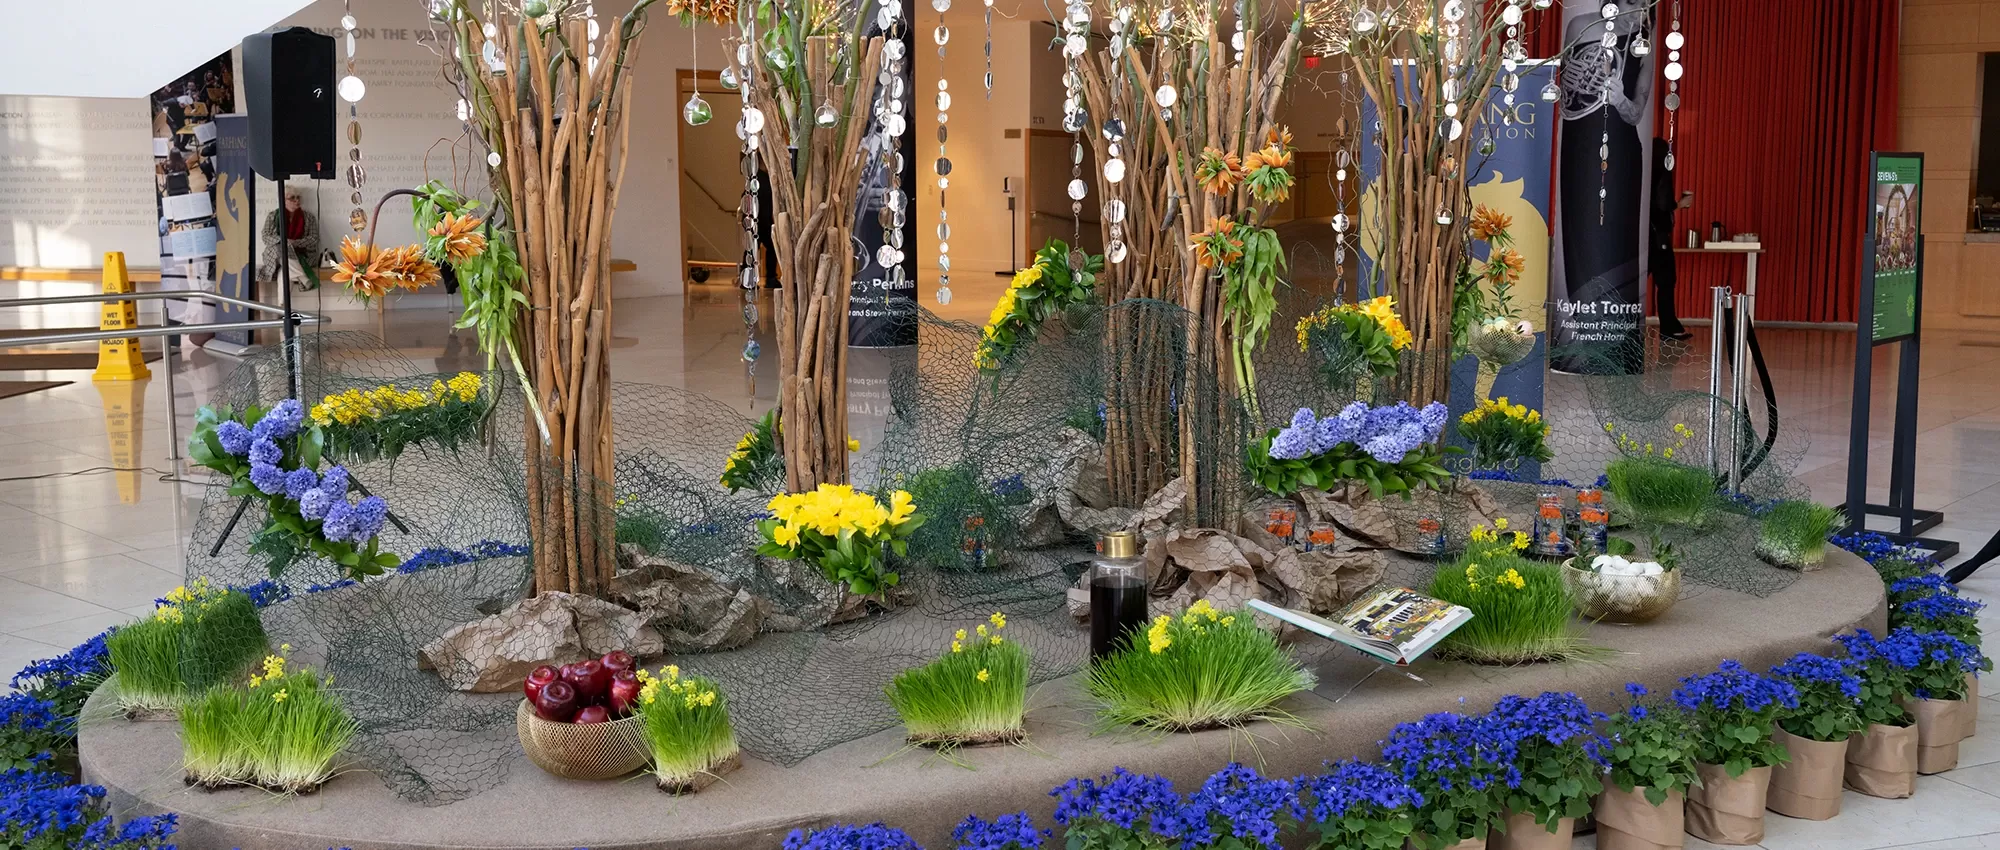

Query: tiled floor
[{"left": 3, "top": 277, "right": 2000, "bottom": 848}]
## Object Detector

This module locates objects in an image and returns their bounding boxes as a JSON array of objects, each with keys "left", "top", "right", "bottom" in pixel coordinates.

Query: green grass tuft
[
  {"left": 885, "top": 615, "right": 1029, "bottom": 746},
  {"left": 178, "top": 658, "right": 355, "bottom": 793},
  {"left": 1428, "top": 551, "right": 1588, "bottom": 664},
  {"left": 1086, "top": 601, "right": 1315, "bottom": 733},
  {"left": 108, "top": 584, "right": 268, "bottom": 713},
  {"left": 1605, "top": 456, "right": 1720, "bottom": 527},
  {"left": 1756, "top": 500, "right": 1844, "bottom": 568},
  {"left": 634, "top": 666, "right": 739, "bottom": 790}
]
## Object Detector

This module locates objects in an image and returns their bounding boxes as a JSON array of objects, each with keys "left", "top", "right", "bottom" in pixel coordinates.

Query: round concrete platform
[{"left": 83, "top": 552, "right": 1886, "bottom": 850}]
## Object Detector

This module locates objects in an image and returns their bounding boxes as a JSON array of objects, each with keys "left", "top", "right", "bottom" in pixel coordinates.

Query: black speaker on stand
[{"left": 242, "top": 26, "right": 334, "bottom": 400}]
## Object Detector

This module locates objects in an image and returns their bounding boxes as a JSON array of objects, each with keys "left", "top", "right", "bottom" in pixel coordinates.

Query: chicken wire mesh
[{"left": 176, "top": 277, "right": 1820, "bottom": 804}]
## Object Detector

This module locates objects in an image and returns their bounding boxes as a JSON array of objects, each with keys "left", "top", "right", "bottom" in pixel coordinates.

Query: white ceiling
[{"left": 1, "top": 0, "right": 316, "bottom": 98}]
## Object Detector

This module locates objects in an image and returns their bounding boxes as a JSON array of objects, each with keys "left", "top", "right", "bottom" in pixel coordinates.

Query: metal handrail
[{"left": 0, "top": 289, "right": 329, "bottom": 463}]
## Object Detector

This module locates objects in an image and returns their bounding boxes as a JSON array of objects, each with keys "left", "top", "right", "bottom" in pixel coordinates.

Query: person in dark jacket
[{"left": 1650, "top": 141, "right": 1689, "bottom": 340}]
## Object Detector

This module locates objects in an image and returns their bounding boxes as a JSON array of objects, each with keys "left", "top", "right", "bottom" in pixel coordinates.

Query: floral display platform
[{"left": 79, "top": 551, "right": 1884, "bottom": 850}]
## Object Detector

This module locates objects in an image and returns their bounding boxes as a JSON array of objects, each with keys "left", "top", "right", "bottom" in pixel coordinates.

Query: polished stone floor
[{"left": 2, "top": 276, "right": 2000, "bottom": 849}]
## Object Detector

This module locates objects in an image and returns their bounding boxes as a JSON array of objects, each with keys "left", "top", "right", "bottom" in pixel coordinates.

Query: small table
[{"left": 1673, "top": 242, "right": 1764, "bottom": 297}]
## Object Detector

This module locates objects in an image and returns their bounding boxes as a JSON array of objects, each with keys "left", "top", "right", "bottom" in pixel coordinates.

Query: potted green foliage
[
  {"left": 1484, "top": 693, "right": 1605, "bottom": 850},
  {"left": 1755, "top": 501, "right": 1844, "bottom": 569},
  {"left": 1767, "top": 653, "right": 1864, "bottom": 820},
  {"left": 106, "top": 580, "right": 266, "bottom": 715},
  {"left": 757, "top": 484, "right": 925, "bottom": 597},
  {"left": 1428, "top": 525, "right": 1586, "bottom": 664},
  {"left": 1672, "top": 661, "right": 1798, "bottom": 845},
  {"left": 632, "top": 664, "right": 740, "bottom": 793},
  {"left": 1085, "top": 600, "right": 1314, "bottom": 733},
  {"left": 1892, "top": 627, "right": 1984, "bottom": 774},
  {"left": 1595, "top": 684, "right": 1700, "bottom": 850},
  {"left": 1835, "top": 629, "right": 1920, "bottom": 798},
  {"left": 885, "top": 613, "right": 1029, "bottom": 750},
  {"left": 1300, "top": 760, "right": 1423, "bottom": 850},
  {"left": 1602, "top": 422, "right": 1716, "bottom": 527},
  {"left": 179, "top": 649, "right": 356, "bottom": 793}
]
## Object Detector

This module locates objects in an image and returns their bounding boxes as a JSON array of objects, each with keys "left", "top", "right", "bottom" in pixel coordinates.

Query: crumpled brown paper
[
  {"left": 1845, "top": 722, "right": 1918, "bottom": 798},
  {"left": 1684, "top": 763, "right": 1770, "bottom": 845},
  {"left": 1593, "top": 785, "right": 1683, "bottom": 850},
  {"left": 1908, "top": 697, "right": 1967, "bottom": 774},
  {"left": 1489, "top": 811, "right": 1571, "bottom": 850},
  {"left": 1025, "top": 428, "right": 1188, "bottom": 538},
  {"left": 420, "top": 592, "right": 665, "bottom": 692},
  {"left": 1767, "top": 728, "right": 1845, "bottom": 820},
  {"left": 1298, "top": 483, "right": 1507, "bottom": 555}
]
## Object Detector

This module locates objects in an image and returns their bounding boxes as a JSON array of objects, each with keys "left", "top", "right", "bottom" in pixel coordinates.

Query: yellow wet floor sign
[{"left": 93, "top": 251, "right": 151, "bottom": 381}]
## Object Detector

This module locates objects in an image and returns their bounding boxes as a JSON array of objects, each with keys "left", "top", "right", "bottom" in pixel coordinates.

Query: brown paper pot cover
[
  {"left": 1967, "top": 673, "right": 1981, "bottom": 737},
  {"left": 1685, "top": 763, "right": 1770, "bottom": 845},
  {"left": 1845, "top": 722, "right": 1917, "bottom": 798},
  {"left": 1595, "top": 785, "right": 1684, "bottom": 850},
  {"left": 1767, "top": 728, "right": 1845, "bottom": 820},
  {"left": 1489, "top": 812, "right": 1573, "bottom": 850},
  {"left": 1911, "top": 698, "right": 1966, "bottom": 774},
  {"left": 1410, "top": 833, "right": 1487, "bottom": 850},
  {"left": 515, "top": 699, "right": 650, "bottom": 780}
]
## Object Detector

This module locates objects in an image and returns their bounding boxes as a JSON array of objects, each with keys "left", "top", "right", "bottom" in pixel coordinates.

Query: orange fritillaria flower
[
  {"left": 1195, "top": 147, "right": 1244, "bottom": 196},
  {"left": 330, "top": 236, "right": 390, "bottom": 299},
  {"left": 1469, "top": 205, "right": 1513, "bottom": 241},
  {"left": 428, "top": 212, "right": 488, "bottom": 265}
]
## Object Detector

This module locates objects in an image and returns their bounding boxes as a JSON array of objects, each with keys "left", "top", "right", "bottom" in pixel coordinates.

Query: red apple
[
  {"left": 600, "top": 651, "right": 636, "bottom": 675},
  {"left": 561, "top": 659, "right": 611, "bottom": 704},
  {"left": 574, "top": 705, "right": 611, "bottom": 725},
  {"left": 531, "top": 680, "right": 579, "bottom": 722},
  {"left": 609, "top": 670, "right": 641, "bottom": 716},
  {"left": 523, "top": 665, "right": 559, "bottom": 702}
]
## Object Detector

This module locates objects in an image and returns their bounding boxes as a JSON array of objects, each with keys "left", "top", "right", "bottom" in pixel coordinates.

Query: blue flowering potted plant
[
  {"left": 1595, "top": 684, "right": 1699, "bottom": 850},
  {"left": 1889, "top": 577, "right": 1988, "bottom": 729},
  {"left": 1381, "top": 712, "right": 1508, "bottom": 850},
  {"left": 1671, "top": 661, "right": 1798, "bottom": 845},
  {"left": 783, "top": 823, "right": 924, "bottom": 850},
  {"left": 1894, "top": 628, "right": 1984, "bottom": 774},
  {"left": 1299, "top": 760, "right": 1423, "bottom": 850},
  {"left": 1766, "top": 653, "right": 1864, "bottom": 820},
  {"left": 187, "top": 399, "right": 400, "bottom": 579},
  {"left": 1835, "top": 629, "right": 1920, "bottom": 798},
  {"left": 1050, "top": 767, "right": 1186, "bottom": 850},
  {"left": 1484, "top": 693, "right": 1606, "bottom": 850},
  {"left": 952, "top": 812, "right": 1047, "bottom": 850},
  {"left": 1177, "top": 764, "right": 1302, "bottom": 850}
]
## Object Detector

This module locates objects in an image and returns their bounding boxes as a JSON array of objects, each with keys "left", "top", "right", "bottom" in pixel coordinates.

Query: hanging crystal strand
[
  {"left": 935, "top": 0, "right": 954, "bottom": 303},
  {"left": 1662, "top": 0, "right": 1685, "bottom": 173},
  {"left": 340, "top": 0, "right": 367, "bottom": 232},
  {"left": 1331, "top": 65, "right": 1354, "bottom": 292},
  {"left": 983, "top": 0, "right": 994, "bottom": 100},
  {"left": 1101, "top": 5, "right": 1132, "bottom": 266},
  {"left": 1061, "top": 0, "right": 1089, "bottom": 243},
  {"left": 1598, "top": 2, "right": 1618, "bottom": 226},
  {"left": 875, "top": 4, "right": 912, "bottom": 295},
  {"left": 736, "top": 36, "right": 762, "bottom": 372}
]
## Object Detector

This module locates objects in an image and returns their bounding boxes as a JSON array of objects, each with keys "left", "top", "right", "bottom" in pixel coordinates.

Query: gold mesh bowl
[
  {"left": 516, "top": 699, "right": 649, "bottom": 780},
  {"left": 1562, "top": 560, "right": 1681, "bottom": 624}
]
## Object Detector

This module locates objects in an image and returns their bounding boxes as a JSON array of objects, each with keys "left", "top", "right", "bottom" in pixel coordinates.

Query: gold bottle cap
[{"left": 1101, "top": 530, "right": 1141, "bottom": 559}]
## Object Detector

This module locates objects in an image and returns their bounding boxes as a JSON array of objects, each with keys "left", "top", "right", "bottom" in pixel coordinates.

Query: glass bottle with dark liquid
[{"left": 1089, "top": 531, "right": 1149, "bottom": 660}]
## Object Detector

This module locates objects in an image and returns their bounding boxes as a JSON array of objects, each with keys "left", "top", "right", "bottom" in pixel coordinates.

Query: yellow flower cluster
[
  {"left": 637, "top": 664, "right": 719, "bottom": 710},
  {"left": 310, "top": 372, "right": 483, "bottom": 426},
  {"left": 1147, "top": 615, "right": 1173, "bottom": 654},
  {"left": 766, "top": 484, "right": 916, "bottom": 547},
  {"left": 975, "top": 263, "right": 1047, "bottom": 368},
  {"left": 1461, "top": 396, "right": 1545, "bottom": 430},
  {"left": 1469, "top": 522, "right": 1531, "bottom": 552},
  {"left": 248, "top": 645, "right": 292, "bottom": 688},
  {"left": 1464, "top": 563, "right": 1527, "bottom": 592},
  {"left": 1294, "top": 295, "right": 1414, "bottom": 351},
  {"left": 950, "top": 612, "right": 1011, "bottom": 654},
  {"left": 154, "top": 578, "right": 227, "bottom": 624},
  {"left": 1604, "top": 421, "right": 1696, "bottom": 461}
]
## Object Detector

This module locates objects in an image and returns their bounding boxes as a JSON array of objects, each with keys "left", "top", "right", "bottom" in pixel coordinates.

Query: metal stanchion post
[
  {"left": 1707, "top": 286, "right": 1730, "bottom": 477},
  {"left": 164, "top": 315, "right": 181, "bottom": 463},
  {"left": 1729, "top": 291, "right": 1754, "bottom": 493}
]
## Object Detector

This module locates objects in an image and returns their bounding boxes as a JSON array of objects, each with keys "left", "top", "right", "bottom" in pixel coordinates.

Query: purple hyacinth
[
  {"left": 321, "top": 501, "right": 358, "bottom": 543},
  {"left": 215, "top": 420, "right": 253, "bottom": 456},
  {"left": 1418, "top": 402, "right": 1449, "bottom": 442},
  {"left": 1269, "top": 425, "right": 1316, "bottom": 460},
  {"left": 248, "top": 463, "right": 287, "bottom": 496},
  {"left": 258, "top": 398, "right": 305, "bottom": 440},
  {"left": 247, "top": 438, "right": 282, "bottom": 467},
  {"left": 349, "top": 496, "right": 389, "bottom": 542},
  {"left": 1362, "top": 424, "right": 1425, "bottom": 463},
  {"left": 297, "top": 488, "right": 333, "bottom": 521},
  {"left": 283, "top": 468, "right": 319, "bottom": 501},
  {"left": 319, "top": 465, "right": 349, "bottom": 498},
  {"left": 1319, "top": 401, "right": 1366, "bottom": 448}
]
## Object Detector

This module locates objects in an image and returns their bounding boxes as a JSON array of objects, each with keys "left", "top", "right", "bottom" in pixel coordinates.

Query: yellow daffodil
[
  {"left": 772, "top": 523, "right": 801, "bottom": 548},
  {"left": 976, "top": 668, "right": 991, "bottom": 683},
  {"left": 988, "top": 612, "right": 1006, "bottom": 630},
  {"left": 273, "top": 689, "right": 289, "bottom": 702}
]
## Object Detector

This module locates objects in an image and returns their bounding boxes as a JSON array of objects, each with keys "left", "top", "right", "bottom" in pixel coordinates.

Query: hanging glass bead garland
[
  {"left": 983, "top": 0, "right": 994, "bottom": 100},
  {"left": 935, "top": 0, "right": 953, "bottom": 304},
  {"left": 1597, "top": 2, "right": 1617, "bottom": 226},
  {"left": 1153, "top": 6, "right": 1180, "bottom": 235},
  {"left": 878, "top": 7, "right": 911, "bottom": 299},
  {"left": 736, "top": 38, "right": 762, "bottom": 368},
  {"left": 685, "top": 30, "right": 712, "bottom": 126},
  {"left": 1101, "top": 5, "right": 1132, "bottom": 265},
  {"left": 1662, "top": 0, "right": 1684, "bottom": 173},
  {"left": 1331, "top": 70, "right": 1354, "bottom": 287},
  {"left": 1061, "top": 0, "right": 1089, "bottom": 244},
  {"left": 340, "top": 2, "right": 367, "bottom": 232}
]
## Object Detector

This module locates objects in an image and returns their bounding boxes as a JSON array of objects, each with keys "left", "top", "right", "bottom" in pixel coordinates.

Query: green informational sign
[{"left": 1870, "top": 154, "right": 1923, "bottom": 343}]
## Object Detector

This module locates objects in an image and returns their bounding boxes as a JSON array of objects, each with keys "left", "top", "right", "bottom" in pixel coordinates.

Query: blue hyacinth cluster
[
  {"left": 1671, "top": 660, "right": 1800, "bottom": 714},
  {"left": 1770, "top": 652, "right": 1863, "bottom": 701},
  {"left": 397, "top": 541, "right": 532, "bottom": 574},
  {"left": 1050, "top": 767, "right": 1183, "bottom": 842},
  {"left": 951, "top": 812, "right": 1046, "bottom": 850},
  {"left": 784, "top": 822, "right": 924, "bottom": 850},
  {"left": 1268, "top": 401, "right": 1447, "bottom": 462},
  {"left": 1177, "top": 763, "right": 1300, "bottom": 850},
  {"left": 1465, "top": 470, "right": 1612, "bottom": 490},
  {"left": 1299, "top": 759, "right": 1423, "bottom": 823}
]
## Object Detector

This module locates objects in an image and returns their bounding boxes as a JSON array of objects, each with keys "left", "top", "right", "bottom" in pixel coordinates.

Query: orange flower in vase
[{"left": 429, "top": 212, "right": 488, "bottom": 264}]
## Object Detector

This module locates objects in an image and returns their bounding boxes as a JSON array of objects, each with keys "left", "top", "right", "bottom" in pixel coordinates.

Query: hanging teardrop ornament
[{"left": 684, "top": 93, "right": 713, "bottom": 126}]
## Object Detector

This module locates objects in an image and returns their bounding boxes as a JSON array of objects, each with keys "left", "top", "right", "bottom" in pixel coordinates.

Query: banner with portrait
[{"left": 1867, "top": 153, "right": 1922, "bottom": 344}]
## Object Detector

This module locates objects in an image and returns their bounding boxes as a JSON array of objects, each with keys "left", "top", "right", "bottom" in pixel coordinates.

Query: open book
[{"left": 1248, "top": 589, "right": 1472, "bottom": 666}]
